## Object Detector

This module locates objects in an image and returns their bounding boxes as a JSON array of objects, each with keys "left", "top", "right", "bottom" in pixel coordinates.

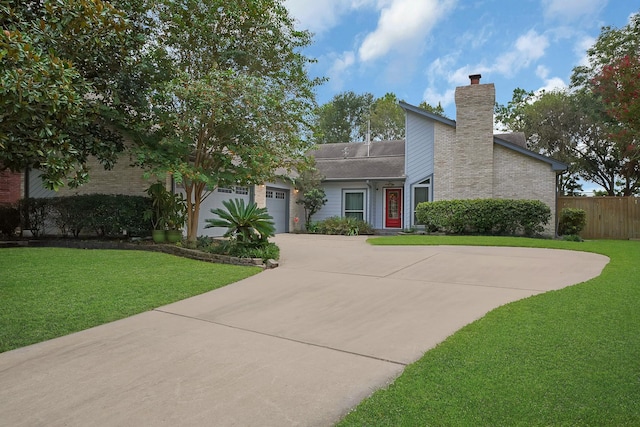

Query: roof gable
[{"left": 493, "top": 136, "right": 568, "bottom": 171}]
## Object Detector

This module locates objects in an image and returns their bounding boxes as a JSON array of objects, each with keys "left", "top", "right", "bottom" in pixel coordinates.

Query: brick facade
[
  {"left": 493, "top": 145, "right": 557, "bottom": 234},
  {"left": 433, "top": 122, "right": 456, "bottom": 201},
  {"left": 0, "top": 170, "right": 23, "bottom": 204},
  {"left": 56, "top": 152, "right": 157, "bottom": 197},
  {"left": 453, "top": 83, "right": 495, "bottom": 200}
]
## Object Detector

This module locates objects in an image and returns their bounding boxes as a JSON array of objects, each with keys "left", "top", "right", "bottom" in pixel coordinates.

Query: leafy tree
[
  {"left": 571, "top": 10, "right": 640, "bottom": 195},
  {"left": 369, "top": 93, "right": 405, "bottom": 140},
  {"left": 0, "top": 0, "right": 150, "bottom": 189},
  {"left": 136, "top": 0, "right": 319, "bottom": 247},
  {"left": 495, "top": 89, "right": 584, "bottom": 194},
  {"left": 312, "top": 91, "right": 374, "bottom": 143},
  {"left": 418, "top": 100, "right": 447, "bottom": 118},
  {"left": 297, "top": 188, "right": 327, "bottom": 230}
]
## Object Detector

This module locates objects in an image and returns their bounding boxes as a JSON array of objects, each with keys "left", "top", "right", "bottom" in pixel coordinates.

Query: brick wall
[
  {"left": 0, "top": 170, "right": 22, "bottom": 204},
  {"left": 493, "top": 145, "right": 557, "bottom": 235},
  {"left": 56, "top": 151, "right": 156, "bottom": 197},
  {"left": 453, "top": 83, "right": 495, "bottom": 199},
  {"left": 433, "top": 122, "right": 456, "bottom": 201}
]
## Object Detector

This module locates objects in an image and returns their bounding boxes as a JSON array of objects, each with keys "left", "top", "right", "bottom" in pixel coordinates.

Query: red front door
[{"left": 385, "top": 188, "right": 402, "bottom": 228}]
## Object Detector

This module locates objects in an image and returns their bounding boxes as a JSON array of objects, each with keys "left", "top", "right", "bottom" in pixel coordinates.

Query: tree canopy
[
  {"left": 496, "top": 10, "right": 640, "bottom": 196},
  {"left": 0, "top": 0, "right": 150, "bottom": 189},
  {"left": 135, "top": 0, "right": 320, "bottom": 245},
  {"left": 310, "top": 92, "right": 448, "bottom": 144}
]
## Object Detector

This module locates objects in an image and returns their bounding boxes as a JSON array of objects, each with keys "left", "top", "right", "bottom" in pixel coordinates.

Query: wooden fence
[{"left": 558, "top": 196, "right": 640, "bottom": 240}]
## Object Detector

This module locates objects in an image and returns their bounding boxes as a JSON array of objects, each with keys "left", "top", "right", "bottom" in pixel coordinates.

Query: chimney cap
[{"left": 469, "top": 74, "right": 482, "bottom": 84}]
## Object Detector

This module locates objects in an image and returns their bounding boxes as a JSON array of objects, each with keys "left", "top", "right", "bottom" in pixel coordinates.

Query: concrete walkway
[{"left": 0, "top": 235, "right": 609, "bottom": 426}]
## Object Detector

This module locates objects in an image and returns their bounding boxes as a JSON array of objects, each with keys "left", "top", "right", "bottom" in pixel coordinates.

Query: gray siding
[
  {"left": 403, "top": 111, "right": 435, "bottom": 227},
  {"left": 316, "top": 182, "right": 372, "bottom": 223}
]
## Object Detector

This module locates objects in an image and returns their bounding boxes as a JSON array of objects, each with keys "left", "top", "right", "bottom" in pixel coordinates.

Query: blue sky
[{"left": 284, "top": 0, "right": 638, "bottom": 119}]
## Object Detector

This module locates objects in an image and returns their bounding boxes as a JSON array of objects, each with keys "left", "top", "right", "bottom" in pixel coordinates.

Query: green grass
[
  {"left": 338, "top": 235, "right": 640, "bottom": 426},
  {"left": 0, "top": 248, "right": 261, "bottom": 353}
]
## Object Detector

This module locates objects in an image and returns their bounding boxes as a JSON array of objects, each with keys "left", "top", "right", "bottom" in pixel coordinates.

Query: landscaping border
[{"left": 1, "top": 239, "right": 273, "bottom": 269}]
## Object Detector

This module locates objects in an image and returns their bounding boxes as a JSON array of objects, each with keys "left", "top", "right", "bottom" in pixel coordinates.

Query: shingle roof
[
  {"left": 495, "top": 132, "right": 527, "bottom": 148},
  {"left": 310, "top": 141, "right": 405, "bottom": 180}
]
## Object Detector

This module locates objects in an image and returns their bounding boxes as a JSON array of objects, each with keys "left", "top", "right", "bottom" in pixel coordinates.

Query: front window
[
  {"left": 343, "top": 190, "right": 366, "bottom": 221},
  {"left": 413, "top": 178, "right": 431, "bottom": 224}
]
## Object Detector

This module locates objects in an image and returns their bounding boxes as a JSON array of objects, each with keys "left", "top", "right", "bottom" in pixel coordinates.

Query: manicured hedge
[
  {"left": 20, "top": 194, "right": 151, "bottom": 237},
  {"left": 415, "top": 199, "right": 551, "bottom": 236},
  {"left": 558, "top": 208, "right": 586, "bottom": 236}
]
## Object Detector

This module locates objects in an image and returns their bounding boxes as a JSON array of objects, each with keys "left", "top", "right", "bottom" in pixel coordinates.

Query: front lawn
[
  {"left": 339, "top": 236, "right": 640, "bottom": 426},
  {"left": 0, "top": 248, "right": 261, "bottom": 353}
]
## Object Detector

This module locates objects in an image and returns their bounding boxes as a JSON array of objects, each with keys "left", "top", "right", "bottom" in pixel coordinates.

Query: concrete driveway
[{"left": 0, "top": 235, "right": 608, "bottom": 426}]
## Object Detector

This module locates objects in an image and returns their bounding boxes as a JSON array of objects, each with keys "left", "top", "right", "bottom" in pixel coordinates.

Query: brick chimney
[{"left": 453, "top": 74, "right": 496, "bottom": 199}]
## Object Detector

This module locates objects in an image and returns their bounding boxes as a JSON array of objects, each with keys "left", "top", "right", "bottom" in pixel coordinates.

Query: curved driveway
[{"left": 0, "top": 235, "right": 608, "bottom": 426}]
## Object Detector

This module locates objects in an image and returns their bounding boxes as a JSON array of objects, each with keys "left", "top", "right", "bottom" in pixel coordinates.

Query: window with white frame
[
  {"left": 217, "top": 187, "right": 233, "bottom": 193},
  {"left": 343, "top": 190, "right": 366, "bottom": 221},
  {"left": 412, "top": 178, "right": 431, "bottom": 224}
]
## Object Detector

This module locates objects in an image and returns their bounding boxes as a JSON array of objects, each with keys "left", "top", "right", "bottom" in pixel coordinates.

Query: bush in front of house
[
  {"left": 415, "top": 199, "right": 551, "bottom": 237},
  {"left": 20, "top": 195, "right": 151, "bottom": 238},
  {"left": 310, "top": 216, "right": 375, "bottom": 236},
  {"left": 0, "top": 204, "right": 20, "bottom": 237},
  {"left": 558, "top": 208, "right": 586, "bottom": 238},
  {"left": 204, "top": 199, "right": 279, "bottom": 261}
]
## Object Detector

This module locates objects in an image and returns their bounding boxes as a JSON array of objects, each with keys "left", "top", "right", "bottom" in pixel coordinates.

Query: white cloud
[
  {"left": 327, "top": 51, "right": 357, "bottom": 90},
  {"left": 536, "top": 77, "right": 567, "bottom": 94},
  {"left": 422, "top": 86, "right": 456, "bottom": 109},
  {"left": 358, "top": 0, "right": 456, "bottom": 62},
  {"left": 493, "top": 30, "right": 549, "bottom": 76},
  {"left": 284, "top": 0, "right": 375, "bottom": 34},
  {"left": 536, "top": 65, "right": 550, "bottom": 79},
  {"left": 542, "top": 0, "right": 607, "bottom": 22}
]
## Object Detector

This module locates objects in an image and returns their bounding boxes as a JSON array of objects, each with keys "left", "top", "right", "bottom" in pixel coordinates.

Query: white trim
[
  {"left": 342, "top": 189, "right": 367, "bottom": 221},
  {"left": 411, "top": 178, "right": 432, "bottom": 226}
]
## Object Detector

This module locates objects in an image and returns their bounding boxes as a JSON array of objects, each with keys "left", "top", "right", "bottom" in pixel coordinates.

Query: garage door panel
[{"left": 266, "top": 187, "right": 288, "bottom": 234}]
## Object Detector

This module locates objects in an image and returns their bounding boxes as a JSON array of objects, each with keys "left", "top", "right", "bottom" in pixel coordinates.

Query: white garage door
[
  {"left": 192, "top": 186, "right": 251, "bottom": 237},
  {"left": 266, "top": 187, "right": 289, "bottom": 234}
]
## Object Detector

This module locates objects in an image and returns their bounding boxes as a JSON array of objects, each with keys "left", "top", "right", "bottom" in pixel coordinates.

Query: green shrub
[
  {"left": 416, "top": 199, "right": 551, "bottom": 237},
  {"left": 20, "top": 195, "right": 151, "bottom": 238},
  {"left": 0, "top": 204, "right": 20, "bottom": 236},
  {"left": 313, "top": 216, "right": 374, "bottom": 235},
  {"left": 558, "top": 208, "right": 587, "bottom": 236},
  {"left": 202, "top": 239, "right": 280, "bottom": 261},
  {"left": 19, "top": 198, "right": 51, "bottom": 237}
]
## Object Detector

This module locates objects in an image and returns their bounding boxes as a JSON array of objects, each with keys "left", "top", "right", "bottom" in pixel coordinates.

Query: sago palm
[{"left": 205, "top": 198, "right": 275, "bottom": 244}]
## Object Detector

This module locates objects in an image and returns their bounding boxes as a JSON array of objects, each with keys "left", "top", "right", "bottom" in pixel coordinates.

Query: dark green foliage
[
  {"left": 0, "top": 204, "right": 20, "bottom": 236},
  {"left": 312, "top": 216, "right": 374, "bottom": 236},
  {"left": 144, "top": 182, "right": 186, "bottom": 231},
  {"left": 206, "top": 199, "right": 275, "bottom": 244},
  {"left": 416, "top": 199, "right": 551, "bottom": 236},
  {"left": 296, "top": 188, "right": 327, "bottom": 229},
  {"left": 18, "top": 198, "right": 51, "bottom": 236},
  {"left": 20, "top": 195, "right": 151, "bottom": 237},
  {"left": 558, "top": 208, "right": 587, "bottom": 236},
  {"left": 203, "top": 239, "right": 280, "bottom": 262}
]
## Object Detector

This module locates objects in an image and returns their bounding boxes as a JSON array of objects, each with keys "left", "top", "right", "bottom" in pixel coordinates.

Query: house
[
  {"left": 19, "top": 154, "right": 299, "bottom": 236},
  {"left": 14, "top": 74, "right": 566, "bottom": 237},
  {"left": 310, "top": 75, "right": 567, "bottom": 235}
]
